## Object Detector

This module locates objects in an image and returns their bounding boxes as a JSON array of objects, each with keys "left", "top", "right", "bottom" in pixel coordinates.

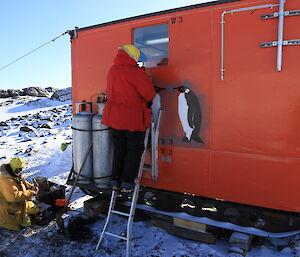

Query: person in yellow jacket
[{"left": 0, "top": 157, "right": 39, "bottom": 230}]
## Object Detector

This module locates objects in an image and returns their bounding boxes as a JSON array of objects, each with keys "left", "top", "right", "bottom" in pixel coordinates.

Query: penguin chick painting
[{"left": 176, "top": 85, "right": 204, "bottom": 144}]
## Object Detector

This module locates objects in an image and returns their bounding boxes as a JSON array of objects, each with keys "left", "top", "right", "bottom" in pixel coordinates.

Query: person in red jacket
[{"left": 101, "top": 45, "right": 156, "bottom": 191}]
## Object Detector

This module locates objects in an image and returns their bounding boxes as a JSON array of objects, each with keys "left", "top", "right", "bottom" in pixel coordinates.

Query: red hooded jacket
[{"left": 101, "top": 50, "right": 156, "bottom": 132}]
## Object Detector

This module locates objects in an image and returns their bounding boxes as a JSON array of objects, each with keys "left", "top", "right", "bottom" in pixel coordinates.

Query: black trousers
[{"left": 111, "top": 129, "right": 145, "bottom": 185}]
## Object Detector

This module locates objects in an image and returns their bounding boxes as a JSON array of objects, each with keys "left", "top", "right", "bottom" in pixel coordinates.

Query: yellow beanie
[
  {"left": 10, "top": 157, "right": 25, "bottom": 172},
  {"left": 119, "top": 44, "right": 140, "bottom": 62}
]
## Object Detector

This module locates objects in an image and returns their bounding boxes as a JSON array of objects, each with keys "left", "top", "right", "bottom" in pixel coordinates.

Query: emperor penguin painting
[{"left": 176, "top": 85, "right": 204, "bottom": 144}]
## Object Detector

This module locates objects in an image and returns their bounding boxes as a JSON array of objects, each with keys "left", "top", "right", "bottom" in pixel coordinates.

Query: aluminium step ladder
[{"left": 95, "top": 109, "right": 162, "bottom": 257}]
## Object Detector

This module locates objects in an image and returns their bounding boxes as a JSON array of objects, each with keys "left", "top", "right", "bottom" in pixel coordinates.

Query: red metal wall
[{"left": 72, "top": 0, "right": 300, "bottom": 213}]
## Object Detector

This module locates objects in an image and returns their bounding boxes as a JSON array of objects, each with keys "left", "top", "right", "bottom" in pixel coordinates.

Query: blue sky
[{"left": 0, "top": 0, "right": 212, "bottom": 90}]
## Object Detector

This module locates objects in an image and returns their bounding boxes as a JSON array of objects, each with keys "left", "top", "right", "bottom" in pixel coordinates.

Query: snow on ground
[{"left": 0, "top": 95, "right": 299, "bottom": 257}]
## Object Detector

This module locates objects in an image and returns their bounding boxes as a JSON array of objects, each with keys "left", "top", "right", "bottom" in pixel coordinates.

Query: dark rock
[
  {"left": 0, "top": 90, "right": 9, "bottom": 98},
  {"left": 0, "top": 122, "right": 8, "bottom": 127},
  {"left": 51, "top": 87, "right": 72, "bottom": 102},
  {"left": 4, "top": 99, "right": 13, "bottom": 105},
  {"left": 8, "top": 89, "right": 22, "bottom": 97},
  {"left": 45, "top": 87, "right": 58, "bottom": 93},
  {"left": 40, "top": 124, "right": 51, "bottom": 129},
  {"left": 25, "top": 148, "right": 32, "bottom": 153},
  {"left": 23, "top": 87, "right": 39, "bottom": 97},
  {"left": 20, "top": 126, "right": 34, "bottom": 133},
  {"left": 35, "top": 87, "right": 50, "bottom": 97}
]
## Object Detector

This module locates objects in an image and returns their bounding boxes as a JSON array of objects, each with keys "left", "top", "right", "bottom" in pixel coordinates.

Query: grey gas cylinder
[
  {"left": 92, "top": 102, "right": 113, "bottom": 189},
  {"left": 72, "top": 102, "right": 93, "bottom": 184}
]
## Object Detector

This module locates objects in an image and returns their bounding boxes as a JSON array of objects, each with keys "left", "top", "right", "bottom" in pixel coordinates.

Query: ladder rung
[
  {"left": 105, "top": 232, "right": 127, "bottom": 241},
  {"left": 111, "top": 210, "right": 130, "bottom": 217}
]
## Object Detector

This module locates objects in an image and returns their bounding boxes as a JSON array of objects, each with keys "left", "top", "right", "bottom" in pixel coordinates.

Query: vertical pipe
[
  {"left": 220, "top": 4, "right": 279, "bottom": 80},
  {"left": 277, "top": 0, "right": 285, "bottom": 71},
  {"left": 220, "top": 12, "right": 226, "bottom": 80}
]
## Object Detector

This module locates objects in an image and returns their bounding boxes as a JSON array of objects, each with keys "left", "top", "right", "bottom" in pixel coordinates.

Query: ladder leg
[
  {"left": 126, "top": 129, "right": 150, "bottom": 256},
  {"left": 126, "top": 211, "right": 132, "bottom": 257},
  {"left": 95, "top": 190, "right": 117, "bottom": 250},
  {"left": 136, "top": 128, "right": 150, "bottom": 183},
  {"left": 151, "top": 121, "right": 155, "bottom": 176},
  {"left": 126, "top": 184, "right": 141, "bottom": 257},
  {"left": 151, "top": 110, "right": 162, "bottom": 181},
  {"left": 126, "top": 236, "right": 131, "bottom": 257}
]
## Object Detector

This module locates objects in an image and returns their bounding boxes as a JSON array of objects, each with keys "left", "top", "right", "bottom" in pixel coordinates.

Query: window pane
[{"left": 134, "top": 23, "right": 169, "bottom": 67}]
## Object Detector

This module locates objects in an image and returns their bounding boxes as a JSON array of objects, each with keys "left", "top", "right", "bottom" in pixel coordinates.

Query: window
[{"left": 134, "top": 23, "right": 169, "bottom": 67}]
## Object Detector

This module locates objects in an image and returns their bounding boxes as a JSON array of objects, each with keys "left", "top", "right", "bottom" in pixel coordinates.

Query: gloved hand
[
  {"left": 32, "top": 186, "right": 39, "bottom": 196},
  {"left": 147, "top": 101, "right": 153, "bottom": 109}
]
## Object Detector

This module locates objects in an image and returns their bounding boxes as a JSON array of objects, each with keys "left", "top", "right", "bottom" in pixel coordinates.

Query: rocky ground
[{"left": 0, "top": 86, "right": 71, "bottom": 101}]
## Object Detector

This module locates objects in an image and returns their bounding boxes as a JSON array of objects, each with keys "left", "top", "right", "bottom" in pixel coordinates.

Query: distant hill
[{"left": 0, "top": 87, "right": 71, "bottom": 101}]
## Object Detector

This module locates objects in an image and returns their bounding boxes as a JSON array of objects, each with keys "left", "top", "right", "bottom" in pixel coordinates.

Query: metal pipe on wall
[
  {"left": 220, "top": 3, "right": 279, "bottom": 80},
  {"left": 220, "top": 12, "right": 226, "bottom": 81},
  {"left": 277, "top": 0, "right": 286, "bottom": 71}
]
